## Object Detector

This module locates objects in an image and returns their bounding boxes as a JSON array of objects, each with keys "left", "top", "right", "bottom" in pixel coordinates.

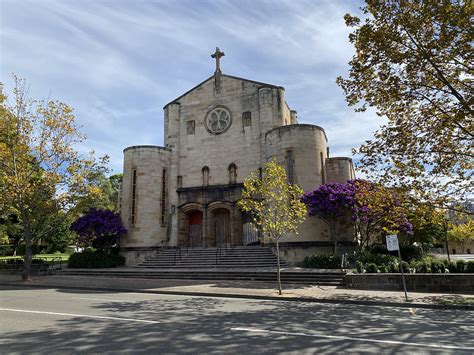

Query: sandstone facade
[{"left": 120, "top": 57, "right": 355, "bottom": 265}]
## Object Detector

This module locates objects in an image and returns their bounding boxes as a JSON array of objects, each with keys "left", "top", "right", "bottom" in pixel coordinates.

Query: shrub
[
  {"left": 366, "top": 263, "right": 379, "bottom": 273},
  {"left": 68, "top": 250, "right": 125, "bottom": 268},
  {"left": 378, "top": 264, "right": 388, "bottom": 273},
  {"left": 400, "top": 261, "right": 410, "bottom": 273},
  {"left": 16, "top": 244, "right": 44, "bottom": 256},
  {"left": 350, "top": 249, "right": 398, "bottom": 266},
  {"left": 466, "top": 261, "right": 474, "bottom": 273},
  {"left": 366, "top": 244, "right": 424, "bottom": 261},
  {"left": 399, "top": 245, "right": 424, "bottom": 261},
  {"left": 302, "top": 254, "right": 342, "bottom": 269},
  {"left": 431, "top": 260, "right": 445, "bottom": 273},
  {"left": 456, "top": 260, "right": 466, "bottom": 272},
  {"left": 355, "top": 261, "right": 364, "bottom": 273},
  {"left": 416, "top": 261, "right": 431, "bottom": 273},
  {"left": 387, "top": 261, "right": 399, "bottom": 273},
  {"left": 444, "top": 261, "right": 456, "bottom": 273}
]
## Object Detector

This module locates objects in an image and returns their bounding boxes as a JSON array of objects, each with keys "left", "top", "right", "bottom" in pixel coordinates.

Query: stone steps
[
  {"left": 137, "top": 246, "right": 284, "bottom": 269},
  {"left": 52, "top": 246, "right": 345, "bottom": 285},
  {"left": 53, "top": 269, "right": 344, "bottom": 285}
]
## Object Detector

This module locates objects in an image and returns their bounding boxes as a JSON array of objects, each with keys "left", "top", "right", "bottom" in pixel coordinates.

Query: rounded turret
[{"left": 121, "top": 145, "right": 171, "bottom": 255}]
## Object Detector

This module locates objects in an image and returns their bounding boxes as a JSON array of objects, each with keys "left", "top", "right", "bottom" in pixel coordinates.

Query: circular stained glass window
[{"left": 206, "top": 107, "right": 232, "bottom": 134}]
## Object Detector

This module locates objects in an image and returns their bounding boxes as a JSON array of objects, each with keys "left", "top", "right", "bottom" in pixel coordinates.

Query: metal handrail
[
  {"left": 341, "top": 253, "right": 346, "bottom": 273},
  {"left": 215, "top": 234, "right": 231, "bottom": 265},
  {"left": 36, "top": 256, "right": 63, "bottom": 270}
]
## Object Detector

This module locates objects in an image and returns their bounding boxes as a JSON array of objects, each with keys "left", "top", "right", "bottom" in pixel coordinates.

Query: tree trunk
[
  {"left": 330, "top": 223, "right": 337, "bottom": 254},
  {"left": 276, "top": 240, "right": 282, "bottom": 295},
  {"left": 444, "top": 223, "right": 451, "bottom": 262},
  {"left": 22, "top": 222, "right": 33, "bottom": 282}
]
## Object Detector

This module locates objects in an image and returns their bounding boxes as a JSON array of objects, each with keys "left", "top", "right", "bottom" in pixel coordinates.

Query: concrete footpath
[{"left": 1, "top": 274, "right": 473, "bottom": 310}]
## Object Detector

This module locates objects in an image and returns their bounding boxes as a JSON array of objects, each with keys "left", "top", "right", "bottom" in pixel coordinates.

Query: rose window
[{"left": 206, "top": 107, "right": 231, "bottom": 134}]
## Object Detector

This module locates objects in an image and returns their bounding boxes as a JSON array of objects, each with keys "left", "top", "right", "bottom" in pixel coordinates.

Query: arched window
[
  {"left": 228, "top": 163, "right": 237, "bottom": 184},
  {"left": 202, "top": 166, "right": 209, "bottom": 186}
]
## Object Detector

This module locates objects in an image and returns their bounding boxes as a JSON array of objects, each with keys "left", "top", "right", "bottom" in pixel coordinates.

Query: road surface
[{"left": 1, "top": 286, "right": 472, "bottom": 353}]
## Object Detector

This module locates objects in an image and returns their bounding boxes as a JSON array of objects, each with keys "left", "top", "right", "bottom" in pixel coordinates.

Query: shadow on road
[{"left": 1, "top": 287, "right": 473, "bottom": 353}]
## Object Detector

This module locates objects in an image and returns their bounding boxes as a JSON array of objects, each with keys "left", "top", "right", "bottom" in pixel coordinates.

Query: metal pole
[
  {"left": 444, "top": 222, "right": 451, "bottom": 262},
  {"left": 398, "top": 248, "right": 409, "bottom": 302}
]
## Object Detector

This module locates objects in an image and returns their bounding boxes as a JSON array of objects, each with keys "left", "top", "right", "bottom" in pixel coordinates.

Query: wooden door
[{"left": 214, "top": 209, "right": 230, "bottom": 246}]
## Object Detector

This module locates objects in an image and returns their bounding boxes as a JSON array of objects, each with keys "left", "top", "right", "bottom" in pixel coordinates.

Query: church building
[{"left": 120, "top": 48, "right": 355, "bottom": 265}]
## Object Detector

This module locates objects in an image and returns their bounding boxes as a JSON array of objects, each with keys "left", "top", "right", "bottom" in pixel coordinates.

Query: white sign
[{"left": 386, "top": 234, "right": 399, "bottom": 251}]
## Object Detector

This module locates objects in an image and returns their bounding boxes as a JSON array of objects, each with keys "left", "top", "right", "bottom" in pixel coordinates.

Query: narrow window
[
  {"left": 186, "top": 120, "right": 195, "bottom": 135},
  {"left": 160, "top": 168, "right": 167, "bottom": 225},
  {"left": 177, "top": 175, "right": 183, "bottom": 189},
  {"left": 286, "top": 150, "right": 295, "bottom": 184},
  {"left": 228, "top": 163, "right": 237, "bottom": 184},
  {"left": 320, "top": 151, "right": 325, "bottom": 184},
  {"left": 242, "top": 111, "right": 252, "bottom": 127},
  {"left": 202, "top": 166, "right": 209, "bottom": 186},
  {"left": 131, "top": 169, "right": 137, "bottom": 225}
]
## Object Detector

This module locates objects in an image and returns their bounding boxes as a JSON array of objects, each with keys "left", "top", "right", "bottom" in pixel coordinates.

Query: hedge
[
  {"left": 302, "top": 254, "right": 342, "bottom": 269},
  {"left": 68, "top": 250, "right": 125, "bottom": 268}
]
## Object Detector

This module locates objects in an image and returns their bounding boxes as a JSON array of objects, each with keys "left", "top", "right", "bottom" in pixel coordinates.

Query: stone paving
[{"left": 1, "top": 274, "right": 472, "bottom": 308}]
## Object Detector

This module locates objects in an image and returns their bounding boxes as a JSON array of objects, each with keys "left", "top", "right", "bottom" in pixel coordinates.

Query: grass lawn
[{"left": 0, "top": 253, "right": 70, "bottom": 261}]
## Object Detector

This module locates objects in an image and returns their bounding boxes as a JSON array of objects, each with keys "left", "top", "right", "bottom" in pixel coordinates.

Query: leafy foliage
[
  {"left": 237, "top": 159, "right": 307, "bottom": 294},
  {"left": 70, "top": 208, "right": 126, "bottom": 254},
  {"left": 337, "top": 0, "right": 473, "bottom": 209},
  {"left": 448, "top": 220, "right": 474, "bottom": 253},
  {"left": 302, "top": 254, "right": 342, "bottom": 269},
  {"left": 301, "top": 182, "right": 355, "bottom": 251},
  {"left": 68, "top": 250, "right": 125, "bottom": 268},
  {"left": 302, "top": 179, "right": 412, "bottom": 249},
  {"left": 0, "top": 77, "right": 108, "bottom": 280}
]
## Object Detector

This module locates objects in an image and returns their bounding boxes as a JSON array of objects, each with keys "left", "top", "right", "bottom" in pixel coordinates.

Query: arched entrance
[
  {"left": 211, "top": 208, "right": 230, "bottom": 247},
  {"left": 188, "top": 210, "right": 203, "bottom": 247}
]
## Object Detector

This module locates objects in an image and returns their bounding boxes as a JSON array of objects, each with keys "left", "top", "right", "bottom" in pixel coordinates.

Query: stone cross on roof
[{"left": 211, "top": 47, "right": 225, "bottom": 74}]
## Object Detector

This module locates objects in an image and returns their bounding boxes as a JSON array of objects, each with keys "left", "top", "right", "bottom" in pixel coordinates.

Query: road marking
[
  {"left": 230, "top": 327, "right": 474, "bottom": 351},
  {"left": 0, "top": 308, "right": 160, "bottom": 324}
]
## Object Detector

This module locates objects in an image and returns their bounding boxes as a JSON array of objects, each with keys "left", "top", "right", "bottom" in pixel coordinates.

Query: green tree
[
  {"left": 337, "top": 0, "right": 473, "bottom": 210},
  {"left": 72, "top": 173, "right": 122, "bottom": 214},
  {"left": 237, "top": 159, "right": 307, "bottom": 295},
  {"left": 0, "top": 77, "right": 108, "bottom": 280},
  {"left": 448, "top": 219, "right": 474, "bottom": 253}
]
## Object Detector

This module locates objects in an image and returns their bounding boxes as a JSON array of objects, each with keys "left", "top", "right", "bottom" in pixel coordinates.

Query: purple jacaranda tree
[
  {"left": 302, "top": 180, "right": 413, "bottom": 251},
  {"left": 349, "top": 179, "right": 413, "bottom": 248},
  {"left": 301, "top": 182, "right": 357, "bottom": 252},
  {"left": 70, "top": 208, "right": 126, "bottom": 254}
]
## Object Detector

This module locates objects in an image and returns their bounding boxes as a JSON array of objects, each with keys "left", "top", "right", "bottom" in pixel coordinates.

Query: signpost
[{"left": 386, "top": 234, "right": 408, "bottom": 302}]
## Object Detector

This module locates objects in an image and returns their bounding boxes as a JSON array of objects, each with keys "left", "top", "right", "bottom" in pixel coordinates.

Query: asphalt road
[{"left": 0, "top": 286, "right": 473, "bottom": 354}]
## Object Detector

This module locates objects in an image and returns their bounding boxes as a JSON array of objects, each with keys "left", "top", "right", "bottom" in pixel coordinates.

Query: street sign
[
  {"left": 386, "top": 234, "right": 399, "bottom": 251},
  {"left": 386, "top": 234, "right": 408, "bottom": 302}
]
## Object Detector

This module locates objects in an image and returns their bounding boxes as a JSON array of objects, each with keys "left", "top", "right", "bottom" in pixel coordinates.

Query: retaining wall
[{"left": 345, "top": 273, "right": 474, "bottom": 292}]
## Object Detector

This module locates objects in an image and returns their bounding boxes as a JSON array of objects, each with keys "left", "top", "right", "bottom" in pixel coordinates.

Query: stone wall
[
  {"left": 121, "top": 146, "right": 171, "bottom": 248},
  {"left": 276, "top": 241, "right": 357, "bottom": 265},
  {"left": 326, "top": 157, "right": 355, "bottom": 184},
  {"left": 345, "top": 273, "right": 474, "bottom": 292},
  {"left": 265, "top": 124, "right": 328, "bottom": 191},
  {"left": 166, "top": 74, "right": 288, "bottom": 190}
]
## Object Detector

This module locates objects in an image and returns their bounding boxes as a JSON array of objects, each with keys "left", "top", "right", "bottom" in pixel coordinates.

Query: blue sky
[{"left": 1, "top": 0, "right": 381, "bottom": 174}]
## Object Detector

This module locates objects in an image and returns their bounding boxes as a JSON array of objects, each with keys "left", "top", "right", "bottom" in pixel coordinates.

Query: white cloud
[{"left": 1, "top": 0, "right": 375, "bottom": 174}]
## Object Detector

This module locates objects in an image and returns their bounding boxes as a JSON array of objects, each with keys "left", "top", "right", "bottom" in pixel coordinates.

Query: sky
[{"left": 1, "top": 0, "right": 382, "bottom": 175}]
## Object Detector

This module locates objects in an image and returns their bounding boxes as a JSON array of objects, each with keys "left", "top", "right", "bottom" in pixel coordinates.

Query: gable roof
[{"left": 163, "top": 73, "right": 284, "bottom": 109}]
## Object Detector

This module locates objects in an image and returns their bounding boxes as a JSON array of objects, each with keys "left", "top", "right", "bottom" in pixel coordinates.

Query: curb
[{"left": 0, "top": 281, "right": 472, "bottom": 311}]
